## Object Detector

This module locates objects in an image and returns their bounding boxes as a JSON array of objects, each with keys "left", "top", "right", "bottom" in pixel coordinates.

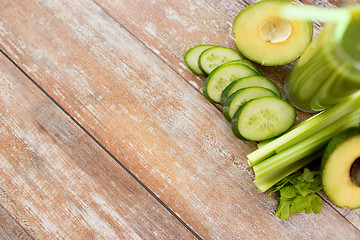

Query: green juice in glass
[{"left": 285, "top": 5, "right": 360, "bottom": 112}]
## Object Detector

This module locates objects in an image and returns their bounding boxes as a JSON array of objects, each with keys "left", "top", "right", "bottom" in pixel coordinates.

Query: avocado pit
[
  {"left": 350, "top": 157, "right": 360, "bottom": 187},
  {"left": 260, "top": 18, "right": 292, "bottom": 43},
  {"left": 232, "top": 0, "right": 313, "bottom": 65}
]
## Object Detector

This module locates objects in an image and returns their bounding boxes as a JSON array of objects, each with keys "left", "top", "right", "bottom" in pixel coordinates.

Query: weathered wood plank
[
  {"left": 92, "top": 0, "right": 345, "bottom": 121},
  {"left": 93, "top": 0, "right": 344, "bottom": 93},
  {"left": 0, "top": 204, "right": 33, "bottom": 240},
  {"left": 94, "top": 0, "right": 360, "bottom": 227},
  {"left": 0, "top": 0, "right": 359, "bottom": 239},
  {"left": 0, "top": 54, "right": 195, "bottom": 239}
]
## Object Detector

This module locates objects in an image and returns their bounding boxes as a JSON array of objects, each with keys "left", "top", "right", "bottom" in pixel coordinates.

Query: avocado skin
[
  {"left": 321, "top": 127, "right": 360, "bottom": 173},
  {"left": 232, "top": 0, "right": 313, "bottom": 66}
]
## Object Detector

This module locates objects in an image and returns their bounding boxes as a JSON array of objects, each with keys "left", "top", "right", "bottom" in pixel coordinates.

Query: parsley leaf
[
  {"left": 279, "top": 186, "right": 297, "bottom": 200},
  {"left": 271, "top": 168, "right": 323, "bottom": 220},
  {"left": 276, "top": 200, "right": 292, "bottom": 220},
  {"left": 302, "top": 168, "right": 314, "bottom": 182},
  {"left": 291, "top": 193, "right": 322, "bottom": 214}
]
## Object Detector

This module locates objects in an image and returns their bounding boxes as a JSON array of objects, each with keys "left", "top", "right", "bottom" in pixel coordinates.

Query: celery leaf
[{"left": 272, "top": 168, "right": 323, "bottom": 220}]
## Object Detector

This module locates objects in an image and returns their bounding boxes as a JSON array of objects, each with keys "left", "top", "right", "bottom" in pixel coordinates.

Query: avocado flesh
[
  {"left": 321, "top": 127, "right": 360, "bottom": 209},
  {"left": 232, "top": 0, "right": 313, "bottom": 66}
]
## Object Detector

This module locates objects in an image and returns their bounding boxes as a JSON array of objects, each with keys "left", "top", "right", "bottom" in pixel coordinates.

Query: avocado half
[
  {"left": 232, "top": 0, "right": 313, "bottom": 66},
  {"left": 321, "top": 127, "right": 360, "bottom": 209}
]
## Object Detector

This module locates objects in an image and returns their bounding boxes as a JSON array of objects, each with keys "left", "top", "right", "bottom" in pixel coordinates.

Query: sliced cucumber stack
[
  {"left": 231, "top": 96, "right": 296, "bottom": 141},
  {"left": 220, "top": 76, "right": 282, "bottom": 105},
  {"left": 220, "top": 59, "right": 262, "bottom": 76},
  {"left": 198, "top": 46, "right": 243, "bottom": 75},
  {"left": 184, "top": 43, "right": 296, "bottom": 143},
  {"left": 184, "top": 44, "right": 215, "bottom": 75},
  {"left": 203, "top": 63, "right": 259, "bottom": 103},
  {"left": 223, "top": 87, "right": 278, "bottom": 122}
]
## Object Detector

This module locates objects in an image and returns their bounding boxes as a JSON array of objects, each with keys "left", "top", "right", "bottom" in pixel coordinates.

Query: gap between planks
[
  {"left": 0, "top": 0, "right": 358, "bottom": 236},
  {"left": 89, "top": 0, "right": 360, "bottom": 230},
  {"left": 0, "top": 48, "right": 203, "bottom": 240},
  {"left": 0, "top": 204, "right": 34, "bottom": 240}
]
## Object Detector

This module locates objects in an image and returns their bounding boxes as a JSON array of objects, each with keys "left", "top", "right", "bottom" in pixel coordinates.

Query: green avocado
[
  {"left": 321, "top": 127, "right": 360, "bottom": 209},
  {"left": 232, "top": 0, "right": 313, "bottom": 66}
]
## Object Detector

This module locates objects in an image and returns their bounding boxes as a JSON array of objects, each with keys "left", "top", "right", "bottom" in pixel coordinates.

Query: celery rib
[
  {"left": 247, "top": 91, "right": 360, "bottom": 167},
  {"left": 253, "top": 110, "right": 360, "bottom": 179},
  {"left": 253, "top": 151, "right": 323, "bottom": 192}
]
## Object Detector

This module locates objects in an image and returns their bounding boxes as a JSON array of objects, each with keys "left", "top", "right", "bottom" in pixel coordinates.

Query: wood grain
[
  {"left": 0, "top": 0, "right": 359, "bottom": 239},
  {"left": 93, "top": 0, "right": 344, "bottom": 93},
  {"left": 94, "top": 0, "right": 360, "bottom": 227},
  {"left": 0, "top": 54, "right": 195, "bottom": 239},
  {"left": 0, "top": 205, "right": 33, "bottom": 240}
]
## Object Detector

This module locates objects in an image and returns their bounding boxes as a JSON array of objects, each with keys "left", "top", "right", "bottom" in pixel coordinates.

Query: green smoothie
[{"left": 285, "top": 5, "right": 360, "bottom": 112}]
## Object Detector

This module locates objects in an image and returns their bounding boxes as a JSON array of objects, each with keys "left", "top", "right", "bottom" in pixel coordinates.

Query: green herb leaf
[
  {"left": 272, "top": 168, "right": 323, "bottom": 220},
  {"left": 276, "top": 200, "right": 292, "bottom": 221},
  {"left": 302, "top": 168, "right": 314, "bottom": 182},
  {"left": 291, "top": 193, "right": 322, "bottom": 214},
  {"left": 279, "top": 186, "right": 297, "bottom": 200},
  {"left": 309, "top": 176, "right": 323, "bottom": 193},
  {"left": 294, "top": 181, "right": 312, "bottom": 197}
]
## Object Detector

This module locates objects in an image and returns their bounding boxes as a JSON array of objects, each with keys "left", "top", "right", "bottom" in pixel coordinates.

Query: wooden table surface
[{"left": 1, "top": 0, "right": 359, "bottom": 239}]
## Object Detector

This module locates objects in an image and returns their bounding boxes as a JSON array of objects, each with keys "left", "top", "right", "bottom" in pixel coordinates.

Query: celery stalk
[
  {"left": 247, "top": 91, "right": 360, "bottom": 167},
  {"left": 253, "top": 110, "right": 360, "bottom": 179},
  {"left": 253, "top": 150, "right": 323, "bottom": 192},
  {"left": 256, "top": 139, "right": 273, "bottom": 149}
]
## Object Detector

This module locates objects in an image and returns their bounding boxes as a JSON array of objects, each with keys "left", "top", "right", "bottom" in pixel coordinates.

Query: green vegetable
[
  {"left": 232, "top": 0, "right": 313, "bottom": 66},
  {"left": 231, "top": 96, "right": 296, "bottom": 141},
  {"left": 271, "top": 168, "right": 323, "bottom": 220},
  {"left": 219, "top": 59, "right": 263, "bottom": 76},
  {"left": 250, "top": 92, "right": 360, "bottom": 192},
  {"left": 184, "top": 45, "right": 215, "bottom": 75},
  {"left": 223, "top": 87, "right": 278, "bottom": 122},
  {"left": 220, "top": 75, "right": 281, "bottom": 105},
  {"left": 253, "top": 110, "right": 360, "bottom": 180},
  {"left": 202, "top": 62, "right": 259, "bottom": 103},
  {"left": 253, "top": 150, "right": 322, "bottom": 192},
  {"left": 198, "top": 46, "right": 243, "bottom": 75},
  {"left": 321, "top": 127, "right": 360, "bottom": 209},
  {"left": 247, "top": 91, "right": 360, "bottom": 167}
]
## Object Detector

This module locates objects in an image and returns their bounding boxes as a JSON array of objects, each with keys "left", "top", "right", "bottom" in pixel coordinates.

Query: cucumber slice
[
  {"left": 231, "top": 96, "right": 296, "bottom": 141},
  {"left": 220, "top": 76, "right": 282, "bottom": 105},
  {"left": 203, "top": 63, "right": 259, "bottom": 103},
  {"left": 223, "top": 87, "right": 278, "bottom": 122},
  {"left": 198, "top": 46, "right": 243, "bottom": 75},
  {"left": 184, "top": 45, "right": 215, "bottom": 75},
  {"left": 221, "top": 59, "right": 262, "bottom": 76}
]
